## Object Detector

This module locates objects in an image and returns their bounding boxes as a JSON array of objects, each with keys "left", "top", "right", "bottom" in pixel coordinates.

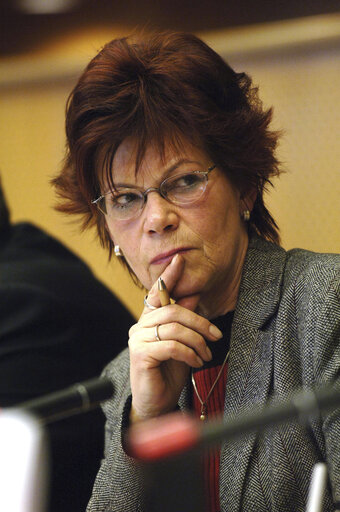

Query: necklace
[{"left": 191, "top": 350, "right": 230, "bottom": 421}]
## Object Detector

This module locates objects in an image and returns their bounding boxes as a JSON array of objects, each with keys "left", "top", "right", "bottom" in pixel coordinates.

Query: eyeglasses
[{"left": 92, "top": 164, "right": 216, "bottom": 221}]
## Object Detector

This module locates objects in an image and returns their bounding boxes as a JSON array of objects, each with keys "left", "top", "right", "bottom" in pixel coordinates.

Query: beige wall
[
  {"left": 0, "top": 28, "right": 146, "bottom": 319},
  {"left": 204, "top": 15, "right": 340, "bottom": 253},
  {"left": 1, "top": 17, "right": 339, "bottom": 319}
]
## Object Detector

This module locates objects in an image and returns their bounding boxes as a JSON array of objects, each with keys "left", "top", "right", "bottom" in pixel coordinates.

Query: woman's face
[{"left": 104, "top": 138, "right": 253, "bottom": 315}]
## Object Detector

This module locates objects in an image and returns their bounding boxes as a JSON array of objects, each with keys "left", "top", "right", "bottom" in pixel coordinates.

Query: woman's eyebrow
[
  {"left": 165, "top": 158, "right": 201, "bottom": 175},
  {"left": 113, "top": 158, "right": 202, "bottom": 189}
]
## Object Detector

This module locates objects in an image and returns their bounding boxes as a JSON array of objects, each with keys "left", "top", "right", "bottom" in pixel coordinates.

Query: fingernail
[
  {"left": 209, "top": 324, "right": 223, "bottom": 339},
  {"left": 171, "top": 253, "right": 179, "bottom": 265},
  {"left": 206, "top": 346, "right": 212, "bottom": 360},
  {"left": 196, "top": 356, "right": 204, "bottom": 367}
]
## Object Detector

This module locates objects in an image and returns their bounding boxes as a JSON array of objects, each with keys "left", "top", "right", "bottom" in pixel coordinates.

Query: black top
[
  {"left": 0, "top": 222, "right": 134, "bottom": 512},
  {"left": 193, "top": 311, "right": 234, "bottom": 372}
]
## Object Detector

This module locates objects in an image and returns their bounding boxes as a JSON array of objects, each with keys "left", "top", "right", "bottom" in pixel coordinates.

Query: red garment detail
[{"left": 192, "top": 362, "right": 228, "bottom": 512}]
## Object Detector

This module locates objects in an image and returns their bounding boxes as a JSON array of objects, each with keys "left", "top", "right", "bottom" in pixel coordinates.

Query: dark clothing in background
[{"left": 0, "top": 222, "right": 134, "bottom": 512}]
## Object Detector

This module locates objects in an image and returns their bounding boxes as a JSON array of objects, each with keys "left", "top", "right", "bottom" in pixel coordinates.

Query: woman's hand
[{"left": 128, "top": 254, "right": 223, "bottom": 423}]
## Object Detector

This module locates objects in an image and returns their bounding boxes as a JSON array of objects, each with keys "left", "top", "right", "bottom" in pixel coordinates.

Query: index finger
[{"left": 142, "top": 254, "right": 185, "bottom": 313}]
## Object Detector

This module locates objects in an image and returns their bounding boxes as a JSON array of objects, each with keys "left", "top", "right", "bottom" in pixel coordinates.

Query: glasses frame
[{"left": 92, "top": 164, "right": 216, "bottom": 220}]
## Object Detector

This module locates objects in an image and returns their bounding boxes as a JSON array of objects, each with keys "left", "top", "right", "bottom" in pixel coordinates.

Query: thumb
[
  {"left": 162, "top": 254, "right": 201, "bottom": 312},
  {"left": 161, "top": 254, "right": 201, "bottom": 312},
  {"left": 159, "top": 253, "right": 186, "bottom": 297},
  {"left": 142, "top": 253, "right": 185, "bottom": 313}
]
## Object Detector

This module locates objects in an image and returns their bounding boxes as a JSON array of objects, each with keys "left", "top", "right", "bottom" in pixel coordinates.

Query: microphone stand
[
  {"left": 128, "top": 382, "right": 340, "bottom": 512},
  {"left": 128, "top": 382, "right": 340, "bottom": 461}
]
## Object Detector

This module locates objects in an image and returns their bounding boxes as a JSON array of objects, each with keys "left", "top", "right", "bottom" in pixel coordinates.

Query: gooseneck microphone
[
  {"left": 15, "top": 377, "right": 114, "bottom": 425},
  {"left": 127, "top": 382, "right": 340, "bottom": 461}
]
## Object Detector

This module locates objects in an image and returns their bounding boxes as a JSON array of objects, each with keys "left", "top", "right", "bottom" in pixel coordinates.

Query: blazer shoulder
[
  {"left": 285, "top": 248, "right": 340, "bottom": 279},
  {"left": 283, "top": 248, "right": 340, "bottom": 299}
]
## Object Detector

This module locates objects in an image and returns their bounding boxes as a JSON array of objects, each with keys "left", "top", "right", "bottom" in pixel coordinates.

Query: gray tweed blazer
[{"left": 87, "top": 235, "right": 340, "bottom": 512}]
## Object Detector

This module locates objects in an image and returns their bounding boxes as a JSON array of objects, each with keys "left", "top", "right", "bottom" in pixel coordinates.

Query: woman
[{"left": 53, "top": 32, "right": 340, "bottom": 512}]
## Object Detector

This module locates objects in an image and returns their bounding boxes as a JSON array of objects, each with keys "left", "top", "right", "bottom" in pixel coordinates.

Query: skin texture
[{"left": 103, "top": 138, "right": 255, "bottom": 421}]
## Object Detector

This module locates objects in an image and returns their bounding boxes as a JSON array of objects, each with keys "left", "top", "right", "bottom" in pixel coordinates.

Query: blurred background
[{"left": 1, "top": 0, "right": 339, "bottom": 319}]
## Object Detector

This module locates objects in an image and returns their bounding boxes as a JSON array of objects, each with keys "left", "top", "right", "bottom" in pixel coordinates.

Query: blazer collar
[
  {"left": 233, "top": 234, "right": 287, "bottom": 329},
  {"left": 178, "top": 235, "right": 287, "bottom": 411},
  {"left": 225, "top": 234, "right": 287, "bottom": 420},
  {"left": 220, "top": 235, "right": 288, "bottom": 511},
  {"left": 179, "top": 235, "right": 289, "bottom": 511}
]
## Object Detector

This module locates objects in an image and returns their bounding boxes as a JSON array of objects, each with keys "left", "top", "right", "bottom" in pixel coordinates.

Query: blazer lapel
[{"left": 220, "top": 236, "right": 287, "bottom": 512}]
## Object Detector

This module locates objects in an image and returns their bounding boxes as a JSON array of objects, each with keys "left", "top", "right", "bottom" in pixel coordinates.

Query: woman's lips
[{"left": 150, "top": 248, "right": 191, "bottom": 265}]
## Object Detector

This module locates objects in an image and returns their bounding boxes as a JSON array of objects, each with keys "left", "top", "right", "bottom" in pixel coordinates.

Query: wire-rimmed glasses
[{"left": 92, "top": 165, "right": 216, "bottom": 221}]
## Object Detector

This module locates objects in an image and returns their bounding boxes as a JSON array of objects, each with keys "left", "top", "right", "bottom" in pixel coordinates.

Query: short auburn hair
[{"left": 53, "top": 30, "right": 281, "bottom": 264}]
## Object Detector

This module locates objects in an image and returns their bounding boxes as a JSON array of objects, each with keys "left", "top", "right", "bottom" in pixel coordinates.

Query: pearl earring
[
  {"left": 114, "top": 245, "right": 122, "bottom": 257},
  {"left": 242, "top": 210, "right": 250, "bottom": 222}
]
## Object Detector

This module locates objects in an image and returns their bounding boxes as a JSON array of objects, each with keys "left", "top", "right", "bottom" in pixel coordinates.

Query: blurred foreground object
[
  {"left": 0, "top": 409, "right": 48, "bottom": 512},
  {"left": 0, "top": 178, "right": 134, "bottom": 511}
]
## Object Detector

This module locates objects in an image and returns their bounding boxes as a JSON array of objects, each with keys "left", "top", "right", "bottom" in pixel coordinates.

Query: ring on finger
[
  {"left": 144, "top": 295, "right": 157, "bottom": 310},
  {"left": 154, "top": 324, "right": 161, "bottom": 341}
]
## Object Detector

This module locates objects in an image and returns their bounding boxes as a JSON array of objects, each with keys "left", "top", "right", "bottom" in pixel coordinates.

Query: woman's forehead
[
  {"left": 101, "top": 137, "right": 209, "bottom": 186},
  {"left": 113, "top": 140, "right": 176, "bottom": 177}
]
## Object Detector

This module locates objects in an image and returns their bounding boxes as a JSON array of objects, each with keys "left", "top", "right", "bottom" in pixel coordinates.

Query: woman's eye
[
  {"left": 111, "top": 192, "right": 140, "bottom": 209},
  {"left": 172, "top": 173, "right": 202, "bottom": 188}
]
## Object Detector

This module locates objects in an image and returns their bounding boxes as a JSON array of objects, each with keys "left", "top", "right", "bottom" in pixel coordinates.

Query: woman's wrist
[
  {"left": 129, "top": 401, "right": 179, "bottom": 425},
  {"left": 129, "top": 404, "right": 145, "bottom": 425}
]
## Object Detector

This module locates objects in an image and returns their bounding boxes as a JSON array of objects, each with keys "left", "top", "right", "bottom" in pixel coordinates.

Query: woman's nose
[{"left": 142, "top": 191, "right": 179, "bottom": 234}]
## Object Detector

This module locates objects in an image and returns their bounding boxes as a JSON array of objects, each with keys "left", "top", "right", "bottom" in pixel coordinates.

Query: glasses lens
[
  {"left": 163, "top": 172, "right": 207, "bottom": 204},
  {"left": 102, "top": 190, "right": 144, "bottom": 219}
]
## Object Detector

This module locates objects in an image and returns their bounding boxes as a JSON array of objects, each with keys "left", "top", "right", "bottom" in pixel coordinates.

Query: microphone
[
  {"left": 127, "top": 382, "right": 340, "bottom": 461},
  {"left": 0, "top": 409, "right": 48, "bottom": 512},
  {"left": 15, "top": 377, "right": 114, "bottom": 425},
  {"left": 306, "top": 463, "right": 328, "bottom": 512}
]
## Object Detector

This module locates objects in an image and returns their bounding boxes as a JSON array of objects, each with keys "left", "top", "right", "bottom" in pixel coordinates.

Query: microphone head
[{"left": 127, "top": 412, "right": 200, "bottom": 461}]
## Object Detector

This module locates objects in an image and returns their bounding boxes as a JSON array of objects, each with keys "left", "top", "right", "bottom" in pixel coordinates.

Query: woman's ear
[
  {"left": 240, "top": 186, "right": 257, "bottom": 214},
  {"left": 103, "top": 220, "right": 124, "bottom": 258}
]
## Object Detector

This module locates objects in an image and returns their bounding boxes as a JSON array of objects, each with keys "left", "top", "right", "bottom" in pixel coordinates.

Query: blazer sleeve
[
  {"left": 312, "top": 268, "right": 340, "bottom": 506},
  {"left": 294, "top": 254, "right": 340, "bottom": 507},
  {"left": 87, "top": 351, "right": 146, "bottom": 512}
]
